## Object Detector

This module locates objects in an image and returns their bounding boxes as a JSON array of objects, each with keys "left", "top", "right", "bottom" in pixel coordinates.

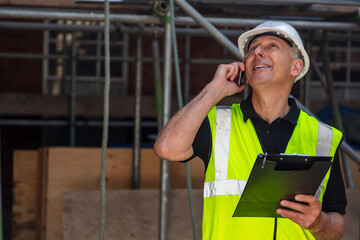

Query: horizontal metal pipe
[
  {"left": 0, "top": 8, "right": 162, "bottom": 24},
  {"left": 0, "top": 53, "right": 67, "bottom": 60},
  {"left": 341, "top": 142, "right": 360, "bottom": 166},
  {"left": 0, "top": 21, "right": 116, "bottom": 32},
  {"left": 47, "top": 76, "right": 125, "bottom": 82},
  {"left": 0, "top": 8, "right": 358, "bottom": 31},
  {"left": 76, "top": 0, "right": 360, "bottom": 6},
  {"left": 0, "top": 119, "right": 157, "bottom": 127},
  {"left": 5, "top": 50, "right": 360, "bottom": 69},
  {"left": 121, "top": 25, "right": 244, "bottom": 37},
  {"left": 0, "top": 52, "right": 237, "bottom": 64},
  {"left": 0, "top": 20, "right": 242, "bottom": 36},
  {"left": 2, "top": 21, "right": 360, "bottom": 42},
  {"left": 311, "top": 82, "right": 360, "bottom": 87}
]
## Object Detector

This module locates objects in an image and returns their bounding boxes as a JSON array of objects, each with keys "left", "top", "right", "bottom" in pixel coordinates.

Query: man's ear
[{"left": 291, "top": 59, "right": 303, "bottom": 78}]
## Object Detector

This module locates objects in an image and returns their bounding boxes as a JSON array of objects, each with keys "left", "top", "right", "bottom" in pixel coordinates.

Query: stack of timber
[
  {"left": 12, "top": 147, "right": 360, "bottom": 239},
  {"left": 12, "top": 147, "right": 204, "bottom": 240}
]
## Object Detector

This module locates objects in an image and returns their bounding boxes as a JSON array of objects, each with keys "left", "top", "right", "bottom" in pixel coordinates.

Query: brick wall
[{"left": 0, "top": 27, "right": 43, "bottom": 93}]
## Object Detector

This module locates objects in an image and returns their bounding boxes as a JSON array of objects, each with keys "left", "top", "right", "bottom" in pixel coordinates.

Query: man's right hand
[{"left": 209, "top": 62, "right": 247, "bottom": 102}]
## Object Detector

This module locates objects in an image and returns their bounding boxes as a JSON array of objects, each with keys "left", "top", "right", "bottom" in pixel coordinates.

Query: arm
[
  {"left": 277, "top": 195, "right": 345, "bottom": 240},
  {"left": 154, "top": 62, "right": 246, "bottom": 161}
]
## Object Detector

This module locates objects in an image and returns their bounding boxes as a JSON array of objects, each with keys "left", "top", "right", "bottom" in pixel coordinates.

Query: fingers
[
  {"left": 224, "top": 63, "right": 238, "bottom": 80},
  {"left": 294, "top": 195, "right": 319, "bottom": 205},
  {"left": 211, "top": 61, "right": 247, "bottom": 98},
  {"left": 224, "top": 62, "right": 245, "bottom": 81},
  {"left": 277, "top": 195, "right": 322, "bottom": 230}
]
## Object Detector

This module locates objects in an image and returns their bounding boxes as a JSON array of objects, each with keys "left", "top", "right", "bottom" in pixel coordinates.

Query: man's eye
[{"left": 271, "top": 43, "right": 277, "bottom": 48}]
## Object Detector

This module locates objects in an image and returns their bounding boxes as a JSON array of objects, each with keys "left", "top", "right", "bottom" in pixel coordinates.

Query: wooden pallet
[{"left": 12, "top": 147, "right": 204, "bottom": 240}]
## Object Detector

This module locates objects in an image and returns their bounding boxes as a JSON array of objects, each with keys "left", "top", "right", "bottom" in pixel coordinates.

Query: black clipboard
[{"left": 233, "top": 153, "right": 332, "bottom": 218}]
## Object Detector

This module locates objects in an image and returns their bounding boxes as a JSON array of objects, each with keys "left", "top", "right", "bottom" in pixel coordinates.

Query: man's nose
[{"left": 254, "top": 45, "right": 264, "bottom": 57}]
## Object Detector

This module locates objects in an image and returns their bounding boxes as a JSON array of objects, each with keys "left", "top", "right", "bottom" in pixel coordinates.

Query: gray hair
[{"left": 290, "top": 45, "right": 301, "bottom": 59}]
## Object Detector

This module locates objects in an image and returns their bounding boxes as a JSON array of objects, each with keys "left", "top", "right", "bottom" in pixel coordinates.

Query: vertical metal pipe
[
  {"left": 184, "top": 28, "right": 191, "bottom": 104},
  {"left": 70, "top": 32, "right": 77, "bottom": 147},
  {"left": 96, "top": 32, "right": 102, "bottom": 95},
  {"left": 346, "top": 32, "right": 351, "bottom": 100},
  {"left": 41, "top": 20, "right": 50, "bottom": 148},
  {"left": 174, "top": 0, "right": 242, "bottom": 60},
  {"left": 133, "top": 30, "right": 143, "bottom": 189},
  {"left": 42, "top": 20, "right": 49, "bottom": 95},
  {"left": 123, "top": 31, "right": 130, "bottom": 94},
  {"left": 60, "top": 32, "right": 68, "bottom": 95},
  {"left": 159, "top": 10, "right": 172, "bottom": 240},
  {"left": 151, "top": 28, "right": 163, "bottom": 131},
  {"left": 304, "top": 41, "right": 312, "bottom": 109},
  {"left": 0, "top": 123, "right": 3, "bottom": 240},
  {"left": 319, "top": 40, "right": 354, "bottom": 188}
]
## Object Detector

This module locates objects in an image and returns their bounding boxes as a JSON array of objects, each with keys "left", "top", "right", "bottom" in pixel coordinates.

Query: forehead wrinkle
[{"left": 249, "top": 36, "right": 288, "bottom": 49}]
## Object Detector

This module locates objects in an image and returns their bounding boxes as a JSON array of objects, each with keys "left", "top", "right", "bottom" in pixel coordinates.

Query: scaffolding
[{"left": 0, "top": 1, "right": 360, "bottom": 239}]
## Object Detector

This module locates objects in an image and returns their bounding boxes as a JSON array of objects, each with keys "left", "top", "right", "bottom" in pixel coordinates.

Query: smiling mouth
[{"left": 253, "top": 65, "right": 270, "bottom": 70}]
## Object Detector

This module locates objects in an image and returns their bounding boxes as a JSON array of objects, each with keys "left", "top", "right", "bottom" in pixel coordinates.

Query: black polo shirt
[{"left": 189, "top": 96, "right": 347, "bottom": 214}]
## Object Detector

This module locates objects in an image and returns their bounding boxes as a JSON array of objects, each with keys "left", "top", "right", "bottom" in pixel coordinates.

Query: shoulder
[{"left": 299, "top": 110, "right": 343, "bottom": 147}]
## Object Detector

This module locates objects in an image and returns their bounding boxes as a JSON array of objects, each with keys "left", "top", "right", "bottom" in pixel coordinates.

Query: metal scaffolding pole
[
  {"left": 159, "top": 10, "right": 172, "bottom": 240},
  {"left": 0, "top": 119, "right": 157, "bottom": 127},
  {"left": 0, "top": 21, "right": 116, "bottom": 32},
  {"left": 303, "top": 41, "right": 312, "bottom": 109},
  {"left": 70, "top": 32, "right": 77, "bottom": 147},
  {"left": 184, "top": 25, "right": 191, "bottom": 104},
  {"left": 152, "top": 28, "right": 163, "bottom": 131},
  {"left": 0, "top": 8, "right": 359, "bottom": 31},
  {"left": 341, "top": 142, "right": 360, "bottom": 166},
  {"left": 310, "top": 58, "right": 328, "bottom": 93},
  {"left": 174, "top": 0, "right": 242, "bottom": 59},
  {"left": 133, "top": 30, "right": 143, "bottom": 189},
  {"left": 4, "top": 21, "right": 360, "bottom": 41},
  {"left": 319, "top": 40, "right": 355, "bottom": 188},
  {"left": 0, "top": 122, "right": 3, "bottom": 240},
  {"left": 42, "top": 20, "right": 49, "bottom": 94}
]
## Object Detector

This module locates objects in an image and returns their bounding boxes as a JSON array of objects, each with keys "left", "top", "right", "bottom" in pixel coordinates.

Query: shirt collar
[{"left": 240, "top": 95, "right": 299, "bottom": 125}]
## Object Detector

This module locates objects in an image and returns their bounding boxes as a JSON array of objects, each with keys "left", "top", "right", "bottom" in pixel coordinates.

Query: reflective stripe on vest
[
  {"left": 204, "top": 179, "right": 247, "bottom": 198},
  {"left": 315, "top": 122, "right": 333, "bottom": 199},
  {"left": 214, "top": 106, "right": 231, "bottom": 180},
  {"left": 205, "top": 107, "right": 334, "bottom": 199}
]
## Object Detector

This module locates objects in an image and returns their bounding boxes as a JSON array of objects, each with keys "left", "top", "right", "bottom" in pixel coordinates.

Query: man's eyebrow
[{"left": 249, "top": 36, "right": 283, "bottom": 48}]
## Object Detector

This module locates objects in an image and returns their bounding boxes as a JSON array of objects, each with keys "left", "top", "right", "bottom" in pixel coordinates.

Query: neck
[{"left": 251, "top": 89, "right": 291, "bottom": 124}]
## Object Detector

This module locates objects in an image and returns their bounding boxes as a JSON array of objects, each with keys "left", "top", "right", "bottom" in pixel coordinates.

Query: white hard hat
[{"left": 238, "top": 20, "right": 309, "bottom": 82}]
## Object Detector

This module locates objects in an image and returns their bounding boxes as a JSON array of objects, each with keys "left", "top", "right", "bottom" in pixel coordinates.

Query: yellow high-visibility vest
[{"left": 203, "top": 104, "right": 342, "bottom": 240}]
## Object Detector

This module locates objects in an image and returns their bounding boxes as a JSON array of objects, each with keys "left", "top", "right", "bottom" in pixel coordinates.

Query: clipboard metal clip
[{"left": 261, "top": 153, "right": 267, "bottom": 169}]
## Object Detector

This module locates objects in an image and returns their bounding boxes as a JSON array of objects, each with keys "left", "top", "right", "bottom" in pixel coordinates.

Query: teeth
[{"left": 255, "top": 65, "right": 266, "bottom": 69}]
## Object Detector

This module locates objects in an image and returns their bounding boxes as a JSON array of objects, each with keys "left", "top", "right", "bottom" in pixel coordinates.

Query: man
[{"left": 154, "top": 21, "right": 346, "bottom": 239}]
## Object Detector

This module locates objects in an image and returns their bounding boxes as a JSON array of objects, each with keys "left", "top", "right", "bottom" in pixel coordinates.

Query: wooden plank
[
  {"left": 62, "top": 189, "right": 203, "bottom": 240},
  {"left": 42, "top": 147, "right": 204, "bottom": 240},
  {"left": 12, "top": 150, "right": 40, "bottom": 240},
  {"left": 39, "top": 148, "right": 49, "bottom": 240}
]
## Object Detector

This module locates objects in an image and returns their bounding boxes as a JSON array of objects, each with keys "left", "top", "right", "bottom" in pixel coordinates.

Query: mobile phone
[{"left": 234, "top": 71, "right": 246, "bottom": 87}]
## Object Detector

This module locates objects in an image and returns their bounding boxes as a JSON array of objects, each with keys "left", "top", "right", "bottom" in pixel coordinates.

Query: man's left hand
[{"left": 276, "top": 194, "right": 324, "bottom": 231}]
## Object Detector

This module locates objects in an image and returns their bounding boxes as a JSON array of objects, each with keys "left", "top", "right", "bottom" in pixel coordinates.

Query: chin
[{"left": 250, "top": 77, "right": 272, "bottom": 85}]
